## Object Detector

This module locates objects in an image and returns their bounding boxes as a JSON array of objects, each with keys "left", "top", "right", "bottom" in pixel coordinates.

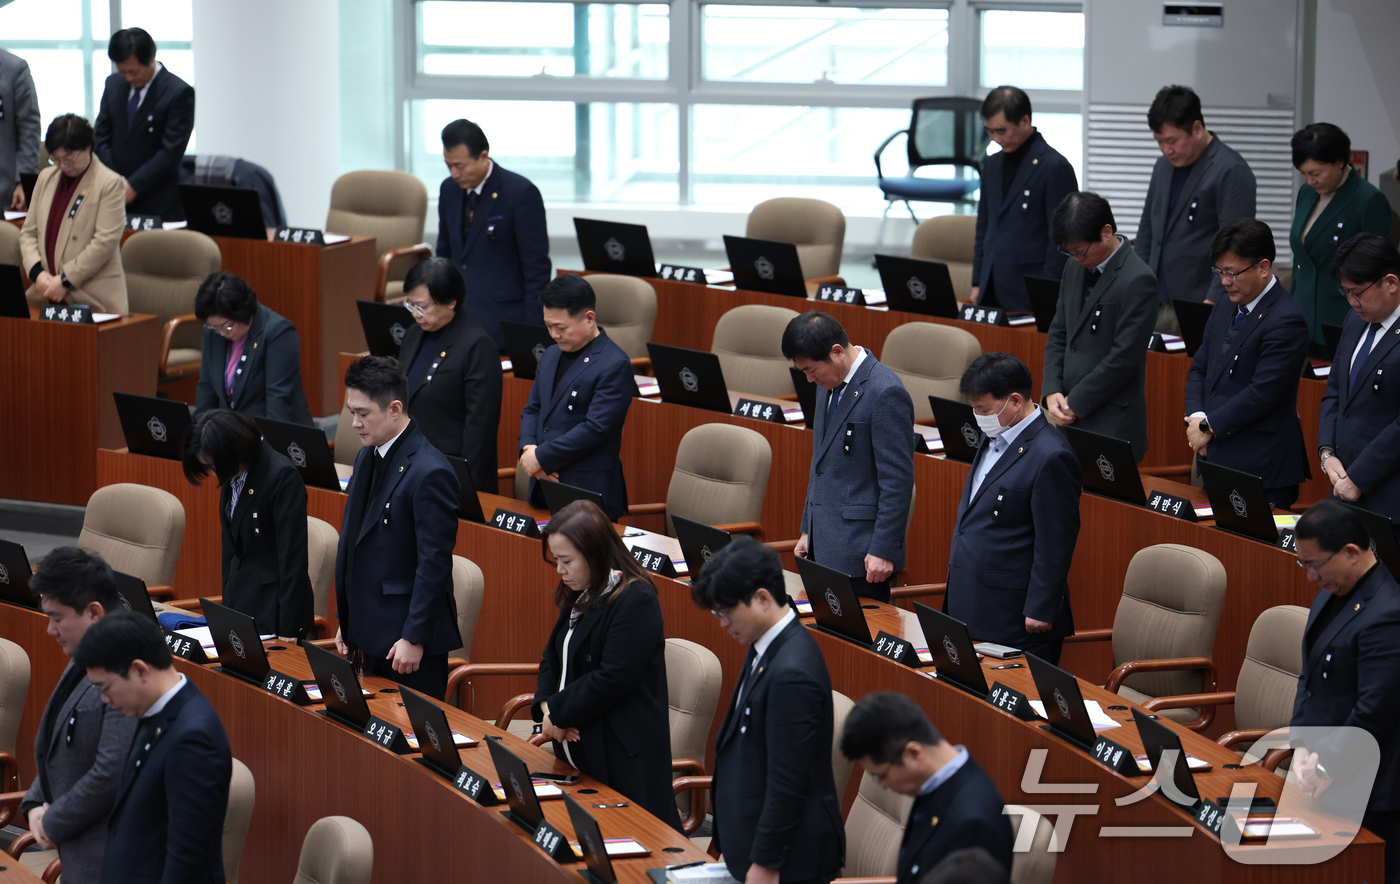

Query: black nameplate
[
  {"left": 1194, "top": 798, "right": 1226, "bottom": 836},
  {"left": 532, "top": 819, "right": 578, "bottom": 863},
  {"left": 491, "top": 508, "right": 542, "bottom": 537},
  {"left": 872, "top": 630, "right": 921, "bottom": 668},
  {"left": 1091, "top": 736, "right": 1140, "bottom": 775},
  {"left": 163, "top": 629, "right": 209, "bottom": 663},
  {"left": 987, "top": 681, "right": 1038, "bottom": 721},
  {"left": 274, "top": 227, "right": 326, "bottom": 246},
  {"left": 125, "top": 213, "right": 162, "bottom": 231},
  {"left": 452, "top": 764, "right": 499, "bottom": 804},
  {"left": 1144, "top": 490, "right": 1199, "bottom": 521},
  {"left": 958, "top": 304, "right": 1009, "bottom": 327},
  {"left": 362, "top": 715, "right": 412, "bottom": 753},
  {"left": 734, "top": 398, "right": 785, "bottom": 423},
  {"left": 1148, "top": 333, "right": 1170, "bottom": 353},
  {"left": 658, "top": 264, "right": 706, "bottom": 285},
  {"left": 631, "top": 546, "right": 678, "bottom": 577},
  {"left": 815, "top": 284, "right": 866, "bottom": 306},
  {"left": 262, "top": 669, "right": 313, "bottom": 705},
  {"left": 38, "top": 303, "right": 93, "bottom": 324},
  {"left": 1276, "top": 529, "right": 1297, "bottom": 553},
  {"left": 913, "top": 431, "right": 930, "bottom": 455}
]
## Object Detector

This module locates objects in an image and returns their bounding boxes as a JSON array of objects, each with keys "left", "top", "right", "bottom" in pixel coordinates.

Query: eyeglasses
[
  {"left": 1057, "top": 243, "right": 1093, "bottom": 260},
  {"left": 1295, "top": 550, "right": 1339, "bottom": 573},
  {"left": 404, "top": 300, "right": 431, "bottom": 317},
  {"left": 1341, "top": 280, "right": 1380, "bottom": 303},
  {"left": 1210, "top": 262, "right": 1259, "bottom": 284},
  {"left": 50, "top": 150, "right": 88, "bottom": 169},
  {"left": 204, "top": 319, "right": 237, "bottom": 334}
]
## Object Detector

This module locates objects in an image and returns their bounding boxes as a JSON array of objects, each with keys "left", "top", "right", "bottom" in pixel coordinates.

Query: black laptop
[
  {"left": 789, "top": 366, "right": 818, "bottom": 427},
  {"left": 538, "top": 479, "right": 607, "bottom": 518},
  {"left": 1132, "top": 708, "right": 1202, "bottom": 806},
  {"left": 927, "top": 396, "right": 982, "bottom": 463},
  {"left": 113, "top": 392, "right": 193, "bottom": 460},
  {"left": 202, "top": 598, "right": 272, "bottom": 685},
  {"left": 1025, "top": 653, "right": 1098, "bottom": 750},
  {"left": 563, "top": 793, "right": 618, "bottom": 884},
  {"left": 1022, "top": 275, "right": 1061, "bottom": 333},
  {"left": 913, "top": 602, "right": 988, "bottom": 697},
  {"left": 356, "top": 300, "right": 412, "bottom": 358},
  {"left": 574, "top": 217, "right": 657, "bottom": 278},
  {"left": 1321, "top": 323, "right": 1344, "bottom": 363},
  {"left": 487, "top": 737, "right": 548, "bottom": 833},
  {"left": 874, "top": 254, "right": 959, "bottom": 318},
  {"left": 0, "top": 264, "right": 28, "bottom": 318},
  {"left": 402, "top": 686, "right": 473, "bottom": 779},
  {"left": 646, "top": 343, "right": 733, "bottom": 414},
  {"left": 254, "top": 417, "right": 344, "bottom": 492},
  {"left": 0, "top": 540, "right": 36, "bottom": 610},
  {"left": 501, "top": 319, "right": 555, "bottom": 381},
  {"left": 112, "top": 570, "right": 159, "bottom": 624},
  {"left": 1340, "top": 503, "right": 1400, "bottom": 580},
  {"left": 1172, "top": 298, "right": 1214, "bottom": 358},
  {"left": 179, "top": 184, "right": 267, "bottom": 240},
  {"left": 443, "top": 455, "right": 487, "bottom": 523},
  {"left": 723, "top": 235, "right": 807, "bottom": 298},
  {"left": 797, "top": 556, "right": 872, "bottom": 647},
  {"left": 303, "top": 640, "right": 373, "bottom": 729},
  {"left": 672, "top": 515, "right": 733, "bottom": 580},
  {"left": 1197, "top": 461, "right": 1279, "bottom": 544},
  {"left": 1063, "top": 426, "right": 1147, "bottom": 506}
]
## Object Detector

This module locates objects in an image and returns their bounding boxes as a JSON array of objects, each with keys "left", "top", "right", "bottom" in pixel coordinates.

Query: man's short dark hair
[
  {"left": 193, "top": 272, "right": 258, "bottom": 323},
  {"left": 31, "top": 547, "right": 120, "bottom": 614},
  {"left": 980, "top": 86, "right": 1031, "bottom": 124},
  {"left": 1050, "top": 191, "right": 1116, "bottom": 246},
  {"left": 1331, "top": 233, "right": 1400, "bottom": 284},
  {"left": 74, "top": 610, "right": 173, "bottom": 675},
  {"left": 1210, "top": 218, "right": 1276, "bottom": 264},
  {"left": 781, "top": 311, "right": 850, "bottom": 362},
  {"left": 917, "top": 847, "right": 1011, "bottom": 884},
  {"left": 539, "top": 274, "right": 596, "bottom": 316},
  {"left": 1292, "top": 123, "right": 1351, "bottom": 169},
  {"left": 44, "top": 114, "right": 95, "bottom": 154},
  {"left": 183, "top": 409, "right": 263, "bottom": 486},
  {"left": 1295, "top": 499, "right": 1371, "bottom": 555},
  {"left": 344, "top": 355, "right": 409, "bottom": 412},
  {"left": 689, "top": 536, "right": 789, "bottom": 609},
  {"left": 441, "top": 119, "right": 489, "bottom": 157},
  {"left": 1147, "top": 85, "right": 1204, "bottom": 133},
  {"left": 402, "top": 257, "right": 466, "bottom": 312},
  {"left": 108, "top": 27, "right": 157, "bottom": 65},
  {"left": 959, "top": 352, "right": 1032, "bottom": 401},
  {"left": 840, "top": 692, "right": 943, "bottom": 764}
]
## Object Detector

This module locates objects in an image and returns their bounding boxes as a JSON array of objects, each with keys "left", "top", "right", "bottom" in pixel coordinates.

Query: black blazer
[
  {"left": 531, "top": 580, "right": 676, "bottom": 827},
  {"left": 946, "top": 412, "right": 1082, "bottom": 645},
  {"left": 399, "top": 310, "right": 502, "bottom": 493},
  {"left": 896, "top": 757, "right": 1014, "bottom": 884},
  {"left": 1184, "top": 282, "right": 1311, "bottom": 489},
  {"left": 1318, "top": 310, "right": 1400, "bottom": 522},
  {"left": 219, "top": 441, "right": 314, "bottom": 638},
  {"left": 1291, "top": 564, "right": 1400, "bottom": 812},
  {"left": 102, "top": 680, "right": 231, "bottom": 884},
  {"left": 193, "top": 303, "right": 314, "bottom": 426},
  {"left": 712, "top": 617, "right": 844, "bottom": 882},
  {"left": 93, "top": 66, "right": 195, "bottom": 221}
]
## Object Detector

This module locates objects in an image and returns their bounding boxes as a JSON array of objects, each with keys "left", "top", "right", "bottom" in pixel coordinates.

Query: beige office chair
[
  {"left": 0, "top": 220, "right": 19, "bottom": 266},
  {"left": 590, "top": 273, "right": 657, "bottom": 367},
  {"left": 79, "top": 484, "right": 186, "bottom": 598},
  {"left": 0, "top": 638, "right": 29, "bottom": 795},
  {"left": 910, "top": 215, "right": 977, "bottom": 301},
  {"left": 1006, "top": 805, "right": 1058, "bottom": 884},
  {"left": 307, "top": 517, "right": 339, "bottom": 639},
  {"left": 121, "top": 229, "right": 223, "bottom": 383},
  {"left": 665, "top": 639, "right": 724, "bottom": 818},
  {"left": 712, "top": 304, "right": 800, "bottom": 398},
  {"left": 880, "top": 323, "right": 982, "bottom": 420},
  {"left": 747, "top": 198, "right": 846, "bottom": 280},
  {"left": 836, "top": 771, "right": 914, "bottom": 880},
  {"left": 293, "top": 816, "right": 374, "bottom": 884},
  {"left": 442, "top": 556, "right": 486, "bottom": 708},
  {"left": 225, "top": 758, "right": 256, "bottom": 884},
  {"left": 627, "top": 423, "right": 772, "bottom": 538},
  {"left": 326, "top": 170, "right": 431, "bottom": 300},
  {"left": 1068, "top": 544, "right": 1227, "bottom": 726}
]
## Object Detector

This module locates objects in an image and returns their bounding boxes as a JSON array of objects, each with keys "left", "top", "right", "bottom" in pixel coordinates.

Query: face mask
[{"left": 975, "top": 397, "right": 1013, "bottom": 439}]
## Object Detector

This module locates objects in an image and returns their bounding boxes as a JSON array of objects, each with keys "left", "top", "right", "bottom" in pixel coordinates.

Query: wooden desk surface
[{"left": 0, "top": 861, "right": 42, "bottom": 884}]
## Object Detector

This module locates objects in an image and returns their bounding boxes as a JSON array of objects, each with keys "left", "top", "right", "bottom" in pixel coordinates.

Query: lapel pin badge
[
  {"left": 399, "top": 465, "right": 405, "bottom": 472},
  {"left": 930, "top": 815, "right": 940, "bottom": 826},
  {"left": 1356, "top": 603, "right": 1361, "bottom": 611},
  {"left": 440, "top": 351, "right": 447, "bottom": 357},
  {"left": 492, "top": 192, "right": 498, "bottom": 199}
]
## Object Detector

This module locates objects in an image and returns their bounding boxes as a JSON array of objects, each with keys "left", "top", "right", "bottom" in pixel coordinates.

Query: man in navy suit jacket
[
  {"left": 435, "top": 118, "right": 550, "bottom": 349},
  {"left": 519, "top": 275, "right": 633, "bottom": 519},
  {"left": 841, "top": 693, "right": 1013, "bottom": 884},
  {"left": 946, "top": 353, "right": 1081, "bottom": 664},
  {"left": 972, "top": 86, "right": 1078, "bottom": 312},
  {"left": 1290, "top": 501, "right": 1400, "bottom": 884},
  {"left": 335, "top": 356, "right": 461, "bottom": 699},
  {"left": 1186, "top": 219, "right": 1311, "bottom": 508},
  {"left": 74, "top": 611, "right": 231, "bottom": 884},
  {"left": 1318, "top": 234, "right": 1400, "bottom": 522},
  {"left": 93, "top": 28, "right": 194, "bottom": 221}
]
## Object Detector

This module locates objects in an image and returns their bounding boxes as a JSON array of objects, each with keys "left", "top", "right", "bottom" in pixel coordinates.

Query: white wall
[
  {"left": 190, "top": 0, "right": 341, "bottom": 228},
  {"left": 1312, "top": 0, "right": 1400, "bottom": 185}
]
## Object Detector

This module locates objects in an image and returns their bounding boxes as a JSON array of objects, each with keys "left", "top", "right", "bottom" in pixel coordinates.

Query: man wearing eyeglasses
[
  {"left": 1184, "top": 219, "right": 1311, "bottom": 509},
  {"left": 1318, "top": 233, "right": 1400, "bottom": 521}
]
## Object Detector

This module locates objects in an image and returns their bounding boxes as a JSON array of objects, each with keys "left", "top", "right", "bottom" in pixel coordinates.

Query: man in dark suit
[
  {"left": 1318, "top": 234, "right": 1400, "bottom": 522},
  {"left": 519, "top": 275, "right": 633, "bottom": 519},
  {"left": 840, "top": 693, "right": 1013, "bottom": 884},
  {"left": 1290, "top": 500, "right": 1400, "bottom": 884},
  {"left": 783, "top": 311, "right": 914, "bottom": 602},
  {"left": 335, "top": 356, "right": 461, "bottom": 699},
  {"left": 1042, "top": 191, "right": 1159, "bottom": 461},
  {"left": 1185, "top": 219, "right": 1311, "bottom": 509},
  {"left": 93, "top": 28, "right": 194, "bottom": 221},
  {"left": 0, "top": 47, "right": 41, "bottom": 211},
  {"left": 946, "top": 353, "right": 1081, "bottom": 664},
  {"left": 971, "top": 86, "right": 1078, "bottom": 312},
  {"left": 74, "top": 611, "right": 230, "bottom": 884},
  {"left": 22, "top": 549, "right": 138, "bottom": 884},
  {"left": 1135, "top": 85, "right": 1256, "bottom": 332},
  {"left": 435, "top": 118, "right": 550, "bottom": 349},
  {"left": 691, "top": 537, "right": 844, "bottom": 884}
]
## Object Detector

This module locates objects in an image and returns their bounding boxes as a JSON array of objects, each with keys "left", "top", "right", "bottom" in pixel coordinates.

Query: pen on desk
[
  {"left": 992, "top": 663, "right": 1023, "bottom": 670},
  {"left": 668, "top": 861, "right": 706, "bottom": 871},
  {"left": 592, "top": 802, "right": 629, "bottom": 808}
]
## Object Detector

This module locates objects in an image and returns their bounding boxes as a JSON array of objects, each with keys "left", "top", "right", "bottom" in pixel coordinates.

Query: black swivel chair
[{"left": 873, "top": 97, "right": 990, "bottom": 251}]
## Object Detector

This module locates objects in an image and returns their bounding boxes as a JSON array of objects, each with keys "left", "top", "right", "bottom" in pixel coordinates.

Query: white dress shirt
[
  {"left": 969, "top": 407, "right": 1042, "bottom": 500},
  {"left": 918, "top": 746, "right": 970, "bottom": 795},
  {"left": 1351, "top": 300, "right": 1400, "bottom": 369},
  {"left": 375, "top": 423, "right": 409, "bottom": 459},
  {"left": 827, "top": 346, "right": 867, "bottom": 410},
  {"left": 735, "top": 608, "right": 795, "bottom": 709},
  {"left": 142, "top": 672, "right": 187, "bottom": 719}
]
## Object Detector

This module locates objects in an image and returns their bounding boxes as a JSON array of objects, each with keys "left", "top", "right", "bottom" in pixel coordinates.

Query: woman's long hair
[{"left": 540, "top": 500, "right": 652, "bottom": 615}]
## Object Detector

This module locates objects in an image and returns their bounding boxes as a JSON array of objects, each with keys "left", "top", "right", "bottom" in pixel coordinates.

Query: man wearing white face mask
[{"left": 944, "top": 353, "right": 1082, "bottom": 664}]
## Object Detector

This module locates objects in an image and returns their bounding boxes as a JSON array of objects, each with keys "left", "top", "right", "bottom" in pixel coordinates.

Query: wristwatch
[
  {"left": 60, "top": 273, "right": 72, "bottom": 290},
  {"left": 1198, "top": 417, "right": 1213, "bottom": 435},
  {"left": 1320, "top": 451, "right": 1335, "bottom": 469}
]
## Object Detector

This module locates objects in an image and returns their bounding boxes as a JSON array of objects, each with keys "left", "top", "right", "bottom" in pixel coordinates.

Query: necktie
[
  {"left": 1083, "top": 269, "right": 1101, "bottom": 304},
  {"left": 827, "top": 382, "right": 847, "bottom": 414},
  {"left": 731, "top": 647, "right": 757, "bottom": 713},
  {"left": 127, "top": 717, "right": 154, "bottom": 766},
  {"left": 467, "top": 191, "right": 480, "bottom": 227},
  {"left": 1233, "top": 305, "right": 1249, "bottom": 326},
  {"left": 126, "top": 88, "right": 141, "bottom": 130},
  {"left": 1350, "top": 323, "right": 1382, "bottom": 391}
]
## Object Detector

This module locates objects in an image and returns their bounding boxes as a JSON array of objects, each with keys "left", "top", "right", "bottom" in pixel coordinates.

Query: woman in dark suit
[
  {"left": 193, "top": 271, "right": 315, "bottom": 425},
  {"left": 398, "top": 257, "right": 501, "bottom": 494},
  {"left": 183, "top": 408, "right": 314, "bottom": 640},
  {"left": 1289, "top": 123, "right": 1393, "bottom": 349},
  {"left": 533, "top": 500, "right": 677, "bottom": 828}
]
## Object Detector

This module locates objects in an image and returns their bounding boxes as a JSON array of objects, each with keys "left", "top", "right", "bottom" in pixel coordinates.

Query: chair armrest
[
  {"left": 806, "top": 274, "right": 846, "bottom": 288},
  {"left": 146, "top": 585, "right": 176, "bottom": 601},
  {"left": 713, "top": 521, "right": 764, "bottom": 540},
  {"left": 0, "top": 788, "right": 25, "bottom": 831},
  {"left": 445, "top": 662, "right": 540, "bottom": 712},
  {"left": 310, "top": 614, "right": 327, "bottom": 641},
  {"left": 528, "top": 732, "right": 551, "bottom": 747},
  {"left": 375, "top": 244, "right": 433, "bottom": 301},
  {"left": 672, "top": 775, "right": 712, "bottom": 836},
  {"left": 1144, "top": 691, "right": 1236, "bottom": 714},
  {"left": 671, "top": 757, "right": 705, "bottom": 777},
  {"left": 913, "top": 417, "right": 938, "bottom": 427},
  {"left": 888, "top": 583, "right": 945, "bottom": 601},
  {"left": 626, "top": 502, "right": 668, "bottom": 516},
  {"left": 772, "top": 393, "right": 799, "bottom": 402},
  {"left": 764, "top": 539, "right": 800, "bottom": 553},
  {"left": 630, "top": 356, "right": 652, "bottom": 372},
  {"left": 307, "top": 638, "right": 339, "bottom": 650},
  {"left": 1106, "top": 657, "right": 1218, "bottom": 695},
  {"left": 873, "top": 129, "right": 908, "bottom": 180},
  {"left": 1140, "top": 464, "right": 1194, "bottom": 478},
  {"left": 1217, "top": 727, "right": 1273, "bottom": 751},
  {"left": 1262, "top": 747, "right": 1292, "bottom": 773},
  {"left": 163, "top": 598, "right": 205, "bottom": 611},
  {"left": 6, "top": 830, "right": 35, "bottom": 860},
  {"left": 1064, "top": 628, "right": 1113, "bottom": 644},
  {"left": 159, "top": 313, "right": 201, "bottom": 376},
  {"left": 497, "top": 467, "right": 516, "bottom": 480},
  {"left": 496, "top": 693, "right": 536, "bottom": 730}
]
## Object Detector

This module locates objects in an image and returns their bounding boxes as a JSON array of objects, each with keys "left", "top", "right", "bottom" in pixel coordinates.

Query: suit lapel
[
  {"left": 121, "top": 73, "right": 163, "bottom": 145},
  {"left": 1344, "top": 321, "right": 1400, "bottom": 409},
  {"left": 813, "top": 351, "right": 874, "bottom": 465},
  {"left": 1067, "top": 238, "right": 1126, "bottom": 340},
  {"left": 995, "top": 135, "right": 1045, "bottom": 220},
  {"left": 967, "top": 415, "right": 1043, "bottom": 508},
  {"left": 44, "top": 664, "right": 89, "bottom": 755},
  {"left": 1305, "top": 575, "right": 1377, "bottom": 675},
  {"left": 228, "top": 309, "right": 264, "bottom": 407},
  {"left": 356, "top": 429, "right": 416, "bottom": 545},
  {"left": 1303, "top": 171, "right": 1359, "bottom": 252},
  {"left": 546, "top": 332, "right": 607, "bottom": 415},
  {"left": 409, "top": 314, "right": 465, "bottom": 403},
  {"left": 1208, "top": 287, "right": 1278, "bottom": 386},
  {"left": 228, "top": 452, "right": 267, "bottom": 540},
  {"left": 112, "top": 682, "right": 189, "bottom": 813},
  {"left": 461, "top": 167, "right": 501, "bottom": 255},
  {"left": 398, "top": 330, "right": 424, "bottom": 389},
  {"left": 52, "top": 161, "right": 99, "bottom": 269},
  {"left": 1166, "top": 140, "right": 1216, "bottom": 233},
  {"left": 718, "top": 620, "right": 797, "bottom": 747}
]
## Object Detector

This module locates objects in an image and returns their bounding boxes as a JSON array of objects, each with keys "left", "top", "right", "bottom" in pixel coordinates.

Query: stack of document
[
  {"left": 1028, "top": 699, "right": 1122, "bottom": 731},
  {"left": 667, "top": 863, "right": 740, "bottom": 884}
]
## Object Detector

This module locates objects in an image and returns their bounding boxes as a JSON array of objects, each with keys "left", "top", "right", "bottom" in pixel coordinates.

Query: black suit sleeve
[
  {"left": 543, "top": 585, "right": 664, "bottom": 730},
  {"left": 93, "top": 82, "right": 114, "bottom": 166},
  {"left": 1041, "top": 266, "right": 1072, "bottom": 398},
  {"left": 1040, "top": 158, "right": 1080, "bottom": 278},
  {"left": 459, "top": 331, "right": 503, "bottom": 480},
  {"left": 127, "top": 83, "right": 195, "bottom": 199},
  {"left": 1063, "top": 271, "right": 1158, "bottom": 419},
  {"left": 515, "top": 181, "right": 550, "bottom": 322},
  {"left": 158, "top": 722, "right": 231, "bottom": 884},
  {"left": 750, "top": 666, "right": 828, "bottom": 869},
  {"left": 268, "top": 467, "right": 312, "bottom": 637},
  {"left": 262, "top": 322, "right": 308, "bottom": 425},
  {"left": 194, "top": 328, "right": 220, "bottom": 418},
  {"left": 1025, "top": 445, "right": 1081, "bottom": 623},
  {"left": 402, "top": 461, "right": 460, "bottom": 647}
]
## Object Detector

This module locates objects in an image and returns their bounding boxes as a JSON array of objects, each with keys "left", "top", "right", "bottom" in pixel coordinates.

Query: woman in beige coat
[{"left": 19, "top": 113, "right": 127, "bottom": 313}]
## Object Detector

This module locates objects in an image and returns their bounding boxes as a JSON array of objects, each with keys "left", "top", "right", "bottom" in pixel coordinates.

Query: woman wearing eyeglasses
[
  {"left": 192, "top": 271, "right": 314, "bottom": 425},
  {"left": 395, "top": 257, "right": 501, "bottom": 494}
]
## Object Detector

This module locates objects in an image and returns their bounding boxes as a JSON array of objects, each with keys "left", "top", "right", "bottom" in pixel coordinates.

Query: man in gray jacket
[
  {"left": 22, "top": 548, "right": 139, "bottom": 884},
  {"left": 0, "top": 47, "right": 41, "bottom": 210}
]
